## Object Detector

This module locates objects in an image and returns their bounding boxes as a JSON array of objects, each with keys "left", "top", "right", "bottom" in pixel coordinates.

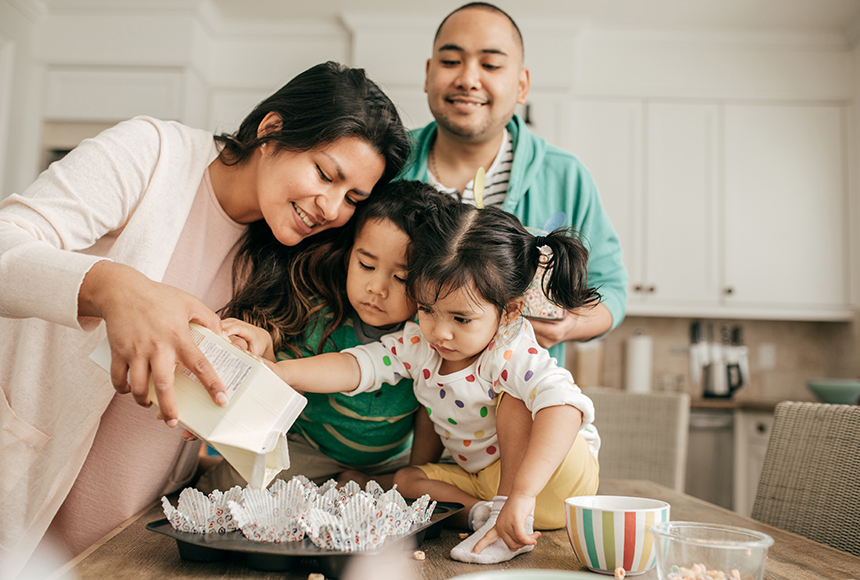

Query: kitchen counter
[{"left": 689, "top": 397, "right": 792, "bottom": 412}]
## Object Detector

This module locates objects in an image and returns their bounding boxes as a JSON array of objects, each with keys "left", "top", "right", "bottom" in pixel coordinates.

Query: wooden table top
[{"left": 51, "top": 479, "right": 860, "bottom": 580}]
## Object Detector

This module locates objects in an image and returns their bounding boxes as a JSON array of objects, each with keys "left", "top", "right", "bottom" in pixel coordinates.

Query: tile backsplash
[{"left": 565, "top": 314, "right": 860, "bottom": 402}]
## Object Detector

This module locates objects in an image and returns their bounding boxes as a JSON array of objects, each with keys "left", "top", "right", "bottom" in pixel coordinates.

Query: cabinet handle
[
  {"left": 647, "top": 285, "right": 656, "bottom": 293},
  {"left": 756, "top": 423, "right": 767, "bottom": 434},
  {"left": 633, "top": 284, "right": 643, "bottom": 292},
  {"left": 724, "top": 287, "right": 734, "bottom": 295}
]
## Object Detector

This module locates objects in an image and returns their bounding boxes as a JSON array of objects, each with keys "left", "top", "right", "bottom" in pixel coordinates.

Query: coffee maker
[{"left": 690, "top": 321, "right": 747, "bottom": 398}]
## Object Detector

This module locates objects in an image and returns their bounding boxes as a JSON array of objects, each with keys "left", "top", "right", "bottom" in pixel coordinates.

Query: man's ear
[
  {"left": 424, "top": 58, "right": 432, "bottom": 93},
  {"left": 516, "top": 67, "right": 531, "bottom": 105},
  {"left": 257, "top": 111, "right": 282, "bottom": 140},
  {"left": 502, "top": 296, "right": 525, "bottom": 325}
]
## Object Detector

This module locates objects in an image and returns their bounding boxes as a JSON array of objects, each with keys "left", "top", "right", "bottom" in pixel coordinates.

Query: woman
[{"left": 0, "top": 61, "right": 409, "bottom": 579}]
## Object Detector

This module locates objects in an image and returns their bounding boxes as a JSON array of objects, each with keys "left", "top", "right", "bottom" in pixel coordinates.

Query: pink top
[{"left": 44, "top": 168, "right": 245, "bottom": 558}]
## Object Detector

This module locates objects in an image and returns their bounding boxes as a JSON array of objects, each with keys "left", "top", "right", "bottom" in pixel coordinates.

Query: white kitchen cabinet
[
  {"left": 733, "top": 410, "right": 774, "bottom": 517},
  {"left": 643, "top": 103, "right": 721, "bottom": 309},
  {"left": 723, "top": 104, "right": 848, "bottom": 313},
  {"left": 562, "top": 97, "right": 850, "bottom": 320},
  {"left": 563, "top": 99, "right": 643, "bottom": 297},
  {"left": 565, "top": 101, "right": 722, "bottom": 311}
]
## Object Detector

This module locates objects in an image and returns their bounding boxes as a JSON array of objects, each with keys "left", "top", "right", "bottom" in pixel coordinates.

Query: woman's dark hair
[
  {"left": 408, "top": 204, "right": 600, "bottom": 317},
  {"left": 223, "top": 180, "right": 454, "bottom": 356},
  {"left": 214, "top": 61, "right": 409, "bottom": 185},
  {"left": 219, "top": 62, "right": 412, "bottom": 354}
]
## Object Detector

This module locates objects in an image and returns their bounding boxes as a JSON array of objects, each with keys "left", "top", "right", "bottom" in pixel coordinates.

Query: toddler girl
[{"left": 271, "top": 203, "right": 602, "bottom": 564}]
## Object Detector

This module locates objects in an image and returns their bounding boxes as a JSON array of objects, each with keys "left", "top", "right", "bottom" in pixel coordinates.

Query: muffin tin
[{"left": 146, "top": 500, "right": 463, "bottom": 577}]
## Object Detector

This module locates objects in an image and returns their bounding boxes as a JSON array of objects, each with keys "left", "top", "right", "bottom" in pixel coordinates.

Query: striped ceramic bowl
[{"left": 565, "top": 495, "right": 670, "bottom": 575}]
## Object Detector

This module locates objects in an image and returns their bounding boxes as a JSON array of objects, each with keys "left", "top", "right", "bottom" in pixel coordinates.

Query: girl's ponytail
[
  {"left": 536, "top": 229, "right": 601, "bottom": 312},
  {"left": 406, "top": 205, "right": 599, "bottom": 318}
]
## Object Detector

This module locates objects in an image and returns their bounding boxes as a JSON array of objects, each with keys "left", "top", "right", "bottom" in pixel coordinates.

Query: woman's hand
[
  {"left": 221, "top": 318, "right": 276, "bottom": 360},
  {"left": 473, "top": 493, "right": 540, "bottom": 553},
  {"left": 79, "top": 261, "right": 228, "bottom": 426}
]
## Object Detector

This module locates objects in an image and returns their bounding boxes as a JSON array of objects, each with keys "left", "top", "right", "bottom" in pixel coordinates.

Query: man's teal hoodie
[{"left": 401, "top": 115, "right": 628, "bottom": 362}]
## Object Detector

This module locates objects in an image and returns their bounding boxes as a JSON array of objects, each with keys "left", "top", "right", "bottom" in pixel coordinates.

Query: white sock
[
  {"left": 450, "top": 495, "right": 535, "bottom": 564},
  {"left": 468, "top": 500, "right": 494, "bottom": 531}
]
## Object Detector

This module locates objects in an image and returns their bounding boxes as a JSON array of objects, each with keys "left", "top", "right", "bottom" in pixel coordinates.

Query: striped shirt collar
[{"left": 428, "top": 127, "right": 514, "bottom": 207}]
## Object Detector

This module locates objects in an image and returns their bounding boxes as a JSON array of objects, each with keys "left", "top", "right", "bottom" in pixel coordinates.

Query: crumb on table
[
  {"left": 458, "top": 533, "right": 469, "bottom": 539},
  {"left": 413, "top": 550, "right": 426, "bottom": 561},
  {"left": 308, "top": 573, "right": 325, "bottom": 580}
]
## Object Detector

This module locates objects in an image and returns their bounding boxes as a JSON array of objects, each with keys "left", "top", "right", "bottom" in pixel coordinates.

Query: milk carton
[{"left": 90, "top": 323, "right": 306, "bottom": 489}]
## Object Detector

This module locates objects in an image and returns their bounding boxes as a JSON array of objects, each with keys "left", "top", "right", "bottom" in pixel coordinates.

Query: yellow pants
[{"left": 416, "top": 433, "right": 599, "bottom": 530}]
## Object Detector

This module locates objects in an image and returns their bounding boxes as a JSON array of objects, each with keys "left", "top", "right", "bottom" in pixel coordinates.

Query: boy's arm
[{"left": 271, "top": 353, "right": 362, "bottom": 393}]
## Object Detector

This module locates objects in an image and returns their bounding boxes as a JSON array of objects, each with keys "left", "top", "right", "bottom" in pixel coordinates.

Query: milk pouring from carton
[{"left": 90, "top": 323, "right": 307, "bottom": 489}]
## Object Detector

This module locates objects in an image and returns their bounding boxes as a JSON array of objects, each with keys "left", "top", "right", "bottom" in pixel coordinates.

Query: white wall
[
  {"left": 573, "top": 29, "right": 852, "bottom": 100},
  {"left": 0, "top": 0, "right": 44, "bottom": 199}
]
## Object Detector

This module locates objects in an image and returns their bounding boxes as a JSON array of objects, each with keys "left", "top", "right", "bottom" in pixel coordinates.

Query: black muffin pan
[{"left": 146, "top": 500, "right": 462, "bottom": 577}]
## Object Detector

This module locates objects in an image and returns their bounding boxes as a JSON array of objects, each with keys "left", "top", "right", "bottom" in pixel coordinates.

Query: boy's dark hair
[
  {"left": 223, "top": 181, "right": 454, "bottom": 356},
  {"left": 408, "top": 204, "right": 600, "bottom": 317}
]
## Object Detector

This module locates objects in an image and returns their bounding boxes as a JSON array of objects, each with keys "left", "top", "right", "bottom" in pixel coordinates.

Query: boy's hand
[
  {"left": 221, "top": 318, "right": 275, "bottom": 360},
  {"left": 265, "top": 359, "right": 304, "bottom": 393},
  {"left": 473, "top": 493, "right": 540, "bottom": 553}
]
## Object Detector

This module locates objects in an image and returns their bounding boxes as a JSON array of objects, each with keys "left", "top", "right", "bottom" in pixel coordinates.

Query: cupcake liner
[
  {"left": 302, "top": 486, "right": 436, "bottom": 552},
  {"left": 161, "top": 486, "right": 243, "bottom": 534},
  {"left": 228, "top": 480, "right": 313, "bottom": 542}
]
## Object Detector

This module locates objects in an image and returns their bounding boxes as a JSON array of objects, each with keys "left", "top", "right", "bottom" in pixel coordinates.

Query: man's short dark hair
[{"left": 434, "top": 2, "right": 524, "bottom": 58}]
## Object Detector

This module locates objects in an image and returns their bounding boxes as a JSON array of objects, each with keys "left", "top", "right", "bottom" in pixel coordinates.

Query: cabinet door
[
  {"left": 644, "top": 103, "right": 721, "bottom": 307},
  {"left": 564, "top": 100, "right": 644, "bottom": 300},
  {"left": 723, "top": 105, "right": 847, "bottom": 309},
  {"left": 733, "top": 411, "right": 774, "bottom": 517}
]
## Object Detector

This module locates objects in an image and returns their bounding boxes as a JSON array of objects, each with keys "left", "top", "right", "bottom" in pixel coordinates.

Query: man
[{"left": 401, "top": 2, "right": 628, "bottom": 363}]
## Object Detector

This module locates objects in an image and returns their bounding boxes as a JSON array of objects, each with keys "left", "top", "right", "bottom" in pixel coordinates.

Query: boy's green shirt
[{"left": 279, "top": 310, "right": 418, "bottom": 466}]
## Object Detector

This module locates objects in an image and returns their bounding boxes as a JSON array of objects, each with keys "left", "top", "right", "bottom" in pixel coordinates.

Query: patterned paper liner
[
  {"left": 162, "top": 476, "right": 436, "bottom": 552},
  {"left": 161, "top": 486, "right": 243, "bottom": 534}
]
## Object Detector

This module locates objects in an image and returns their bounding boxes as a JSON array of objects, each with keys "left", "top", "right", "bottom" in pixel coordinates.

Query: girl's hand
[
  {"left": 80, "top": 261, "right": 228, "bottom": 427},
  {"left": 473, "top": 493, "right": 540, "bottom": 553},
  {"left": 221, "top": 317, "right": 275, "bottom": 360}
]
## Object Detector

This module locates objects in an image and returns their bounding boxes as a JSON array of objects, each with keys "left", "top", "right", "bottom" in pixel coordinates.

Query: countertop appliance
[{"left": 691, "top": 321, "right": 747, "bottom": 399}]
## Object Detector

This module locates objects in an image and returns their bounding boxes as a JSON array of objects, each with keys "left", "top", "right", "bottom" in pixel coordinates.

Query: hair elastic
[{"left": 535, "top": 235, "right": 547, "bottom": 247}]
